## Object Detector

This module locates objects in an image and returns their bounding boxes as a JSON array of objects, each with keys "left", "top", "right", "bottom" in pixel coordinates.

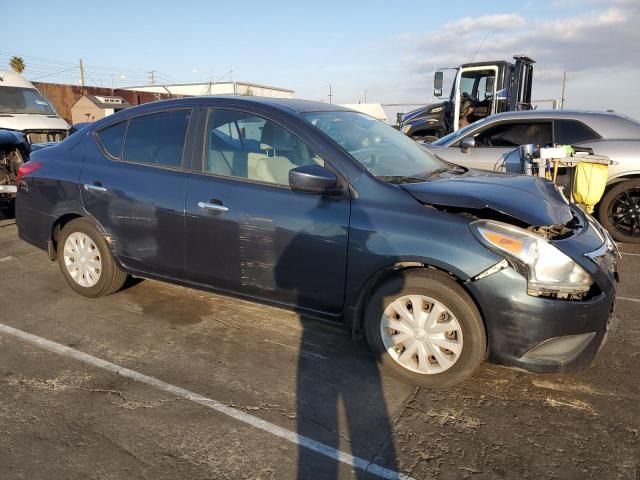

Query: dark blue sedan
[{"left": 15, "top": 96, "right": 618, "bottom": 387}]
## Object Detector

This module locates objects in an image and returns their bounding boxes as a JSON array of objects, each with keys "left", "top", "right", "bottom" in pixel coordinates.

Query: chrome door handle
[
  {"left": 198, "top": 201, "right": 229, "bottom": 213},
  {"left": 83, "top": 184, "right": 108, "bottom": 193}
]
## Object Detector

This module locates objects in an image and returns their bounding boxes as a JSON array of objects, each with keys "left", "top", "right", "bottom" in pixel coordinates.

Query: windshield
[
  {"left": 0, "top": 86, "right": 56, "bottom": 115},
  {"left": 431, "top": 116, "right": 490, "bottom": 146},
  {"left": 303, "top": 111, "right": 446, "bottom": 178}
]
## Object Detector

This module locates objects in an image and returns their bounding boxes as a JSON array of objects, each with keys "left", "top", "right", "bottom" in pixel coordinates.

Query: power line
[{"left": 30, "top": 65, "right": 79, "bottom": 80}]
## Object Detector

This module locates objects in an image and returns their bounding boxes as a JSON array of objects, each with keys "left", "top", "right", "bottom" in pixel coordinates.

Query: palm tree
[{"left": 9, "top": 56, "right": 25, "bottom": 73}]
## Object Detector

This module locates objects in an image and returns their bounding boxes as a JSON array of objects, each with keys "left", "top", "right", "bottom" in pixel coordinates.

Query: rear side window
[
  {"left": 123, "top": 109, "right": 191, "bottom": 168},
  {"left": 554, "top": 119, "right": 600, "bottom": 144},
  {"left": 96, "top": 121, "right": 127, "bottom": 158}
]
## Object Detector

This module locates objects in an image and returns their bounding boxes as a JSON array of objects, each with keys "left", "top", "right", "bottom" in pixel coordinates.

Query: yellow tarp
[{"left": 573, "top": 162, "right": 608, "bottom": 213}]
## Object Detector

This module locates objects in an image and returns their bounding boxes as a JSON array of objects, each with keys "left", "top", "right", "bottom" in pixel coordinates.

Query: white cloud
[
  {"left": 395, "top": 2, "right": 640, "bottom": 118},
  {"left": 442, "top": 14, "right": 525, "bottom": 34}
]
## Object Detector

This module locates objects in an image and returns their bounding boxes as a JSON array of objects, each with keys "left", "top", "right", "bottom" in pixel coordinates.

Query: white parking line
[
  {"left": 618, "top": 296, "right": 640, "bottom": 303},
  {"left": 0, "top": 322, "right": 412, "bottom": 480}
]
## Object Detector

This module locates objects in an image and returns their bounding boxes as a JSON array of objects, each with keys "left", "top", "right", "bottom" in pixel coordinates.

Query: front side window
[
  {"left": 304, "top": 111, "right": 446, "bottom": 179},
  {"left": 554, "top": 119, "right": 600, "bottom": 144},
  {"left": 0, "top": 86, "right": 56, "bottom": 115},
  {"left": 96, "top": 121, "right": 127, "bottom": 158},
  {"left": 123, "top": 109, "right": 191, "bottom": 168},
  {"left": 474, "top": 121, "right": 552, "bottom": 147},
  {"left": 204, "top": 110, "right": 324, "bottom": 186}
]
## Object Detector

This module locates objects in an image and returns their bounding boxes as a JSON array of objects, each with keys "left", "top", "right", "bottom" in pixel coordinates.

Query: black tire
[
  {"left": 364, "top": 269, "right": 486, "bottom": 388},
  {"left": 57, "top": 218, "right": 127, "bottom": 297},
  {"left": 597, "top": 179, "right": 640, "bottom": 244}
]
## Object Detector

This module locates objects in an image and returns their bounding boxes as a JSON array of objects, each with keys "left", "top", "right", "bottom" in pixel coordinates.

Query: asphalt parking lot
[{"left": 0, "top": 206, "right": 638, "bottom": 480}]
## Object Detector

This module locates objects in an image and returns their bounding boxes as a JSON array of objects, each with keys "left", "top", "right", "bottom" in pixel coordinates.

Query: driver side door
[{"left": 184, "top": 107, "right": 351, "bottom": 315}]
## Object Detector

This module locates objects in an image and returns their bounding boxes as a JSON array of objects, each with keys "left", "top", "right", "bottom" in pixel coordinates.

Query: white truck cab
[{"left": 0, "top": 69, "right": 69, "bottom": 198}]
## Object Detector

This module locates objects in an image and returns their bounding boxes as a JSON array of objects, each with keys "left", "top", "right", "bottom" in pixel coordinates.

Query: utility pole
[
  {"left": 364, "top": 89, "right": 368, "bottom": 103},
  {"left": 149, "top": 70, "right": 156, "bottom": 84},
  {"left": 560, "top": 71, "right": 567, "bottom": 109},
  {"left": 79, "top": 59, "right": 85, "bottom": 87},
  {"left": 328, "top": 84, "right": 333, "bottom": 104}
]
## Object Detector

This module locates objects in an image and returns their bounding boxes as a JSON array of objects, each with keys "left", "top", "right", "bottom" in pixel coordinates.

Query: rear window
[
  {"left": 96, "top": 121, "right": 127, "bottom": 158},
  {"left": 554, "top": 119, "right": 600, "bottom": 144},
  {"left": 122, "top": 109, "right": 191, "bottom": 168}
]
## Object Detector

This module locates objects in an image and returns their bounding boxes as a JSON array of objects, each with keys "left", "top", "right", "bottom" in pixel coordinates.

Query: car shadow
[{"left": 274, "top": 203, "right": 407, "bottom": 479}]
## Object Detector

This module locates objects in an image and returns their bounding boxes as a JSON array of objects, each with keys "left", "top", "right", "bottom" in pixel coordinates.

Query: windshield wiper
[
  {"left": 377, "top": 175, "right": 426, "bottom": 184},
  {"left": 422, "top": 165, "right": 468, "bottom": 179}
]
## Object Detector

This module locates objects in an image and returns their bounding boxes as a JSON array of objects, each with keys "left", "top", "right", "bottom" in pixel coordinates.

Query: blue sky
[{"left": 3, "top": 0, "right": 639, "bottom": 117}]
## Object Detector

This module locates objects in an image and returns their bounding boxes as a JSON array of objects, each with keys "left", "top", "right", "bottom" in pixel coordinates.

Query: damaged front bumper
[
  {"left": 467, "top": 267, "right": 615, "bottom": 373},
  {"left": 467, "top": 215, "right": 618, "bottom": 374}
]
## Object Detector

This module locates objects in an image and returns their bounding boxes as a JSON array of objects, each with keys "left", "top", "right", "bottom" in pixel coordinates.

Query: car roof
[
  {"left": 119, "top": 95, "right": 351, "bottom": 115},
  {"left": 0, "top": 69, "right": 37, "bottom": 89},
  {"left": 480, "top": 109, "right": 640, "bottom": 140}
]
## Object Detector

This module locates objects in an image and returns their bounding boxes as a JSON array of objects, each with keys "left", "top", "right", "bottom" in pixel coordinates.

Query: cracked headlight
[
  {"left": 471, "top": 220, "right": 592, "bottom": 296},
  {"left": 401, "top": 125, "right": 411, "bottom": 134}
]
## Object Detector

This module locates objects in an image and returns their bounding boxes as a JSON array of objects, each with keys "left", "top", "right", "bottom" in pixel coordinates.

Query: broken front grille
[{"left": 24, "top": 130, "right": 68, "bottom": 144}]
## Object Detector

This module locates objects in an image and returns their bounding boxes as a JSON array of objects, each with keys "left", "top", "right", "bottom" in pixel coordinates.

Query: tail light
[{"left": 16, "top": 161, "right": 44, "bottom": 187}]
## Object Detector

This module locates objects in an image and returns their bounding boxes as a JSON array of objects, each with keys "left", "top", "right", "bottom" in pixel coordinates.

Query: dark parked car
[{"left": 15, "top": 97, "right": 618, "bottom": 387}]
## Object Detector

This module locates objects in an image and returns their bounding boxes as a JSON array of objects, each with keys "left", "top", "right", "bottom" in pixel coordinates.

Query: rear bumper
[
  {"left": 467, "top": 267, "right": 616, "bottom": 373},
  {"left": 15, "top": 201, "right": 53, "bottom": 251}
]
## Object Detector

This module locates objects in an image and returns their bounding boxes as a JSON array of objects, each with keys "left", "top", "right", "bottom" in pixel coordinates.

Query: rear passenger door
[
  {"left": 81, "top": 108, "right": 195, "bottom": 278},
  {"left": 185, "top": 108, "right": 351, "bottom": 315}
]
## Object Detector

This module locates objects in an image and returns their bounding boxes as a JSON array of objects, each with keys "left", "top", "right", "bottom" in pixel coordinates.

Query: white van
[
  {"left": 0, "top": 69, "right": 69, "bottom": 197},
  {"left": 0, "top": 69, "right": 70, "bottom": 142}
]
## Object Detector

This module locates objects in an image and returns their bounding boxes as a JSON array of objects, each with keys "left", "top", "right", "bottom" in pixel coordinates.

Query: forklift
[{"left": 400, "top": 55, "right": 535, "bottom": 141}]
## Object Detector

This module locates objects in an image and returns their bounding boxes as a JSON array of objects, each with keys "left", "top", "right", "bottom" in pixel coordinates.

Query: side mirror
[
  {"left": 433, "top": 71, "right": 444, "bottom": 98},
  {"left": 289, "top": 164, "right": 339, "bottom": 194},
  {"left": 460, "top": 137, "right": 475, "bottom": 153}
]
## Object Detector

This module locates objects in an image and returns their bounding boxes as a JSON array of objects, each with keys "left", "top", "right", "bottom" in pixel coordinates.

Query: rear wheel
[
  {"left": 597, "top": 179, "right": 640, "bottom": 244},
  {"left": 57, "top": 218, "right": 127, "bottom": 297},
  {"left": 365, "top": 269, "right": 486, "bottom": 388}
]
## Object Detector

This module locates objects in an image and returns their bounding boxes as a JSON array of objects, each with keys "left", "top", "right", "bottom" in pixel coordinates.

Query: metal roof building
[{"left": 122, "top": 81, "right": 294, "bottom": 98}]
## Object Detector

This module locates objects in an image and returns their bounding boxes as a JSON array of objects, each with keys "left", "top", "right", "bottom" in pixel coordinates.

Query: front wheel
[
  {"left": 58, "top": 218, "right": 128, "bottom": 297},
  {"left": 365, "top": 269, "right": 486, "bottom": 388},
  {"left": 597, "top": 179, "right": 640, "bottom": 244}
]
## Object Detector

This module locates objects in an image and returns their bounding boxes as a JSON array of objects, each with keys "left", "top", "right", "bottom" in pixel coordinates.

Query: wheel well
[
  {"left": 596, "top": 175, "right": 640, "bottom": 213},
  {"left": 607, "top": 174, "right": 640, "bottom": 187},
  {"left": 350, "top": 263, "right": 467, "bottom": 334},
  {"left": 49, "top": 214, "right": 83, "bottom": 259},
  {"left": 349, "top": 262, "right": 490, "bottom": 352}
]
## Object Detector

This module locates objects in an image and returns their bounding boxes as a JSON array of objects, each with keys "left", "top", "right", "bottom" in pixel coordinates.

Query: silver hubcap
[
  {"left": 63, "top": 232, "right": 102, "bottom": 288},
  {"left": 381, "top": 295, "right": 463, "bottom": 375}
]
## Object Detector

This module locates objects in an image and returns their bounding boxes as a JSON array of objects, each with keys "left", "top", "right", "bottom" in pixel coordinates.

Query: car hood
[
  {"left": 402, "top": 101, "right": 448, "bottom": 122},
  {"left": 401, "top": 170, "right": 573, "bottom": 227},
  {"left": 0, "top": 113, "right": 70, "bottom": 131}
]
